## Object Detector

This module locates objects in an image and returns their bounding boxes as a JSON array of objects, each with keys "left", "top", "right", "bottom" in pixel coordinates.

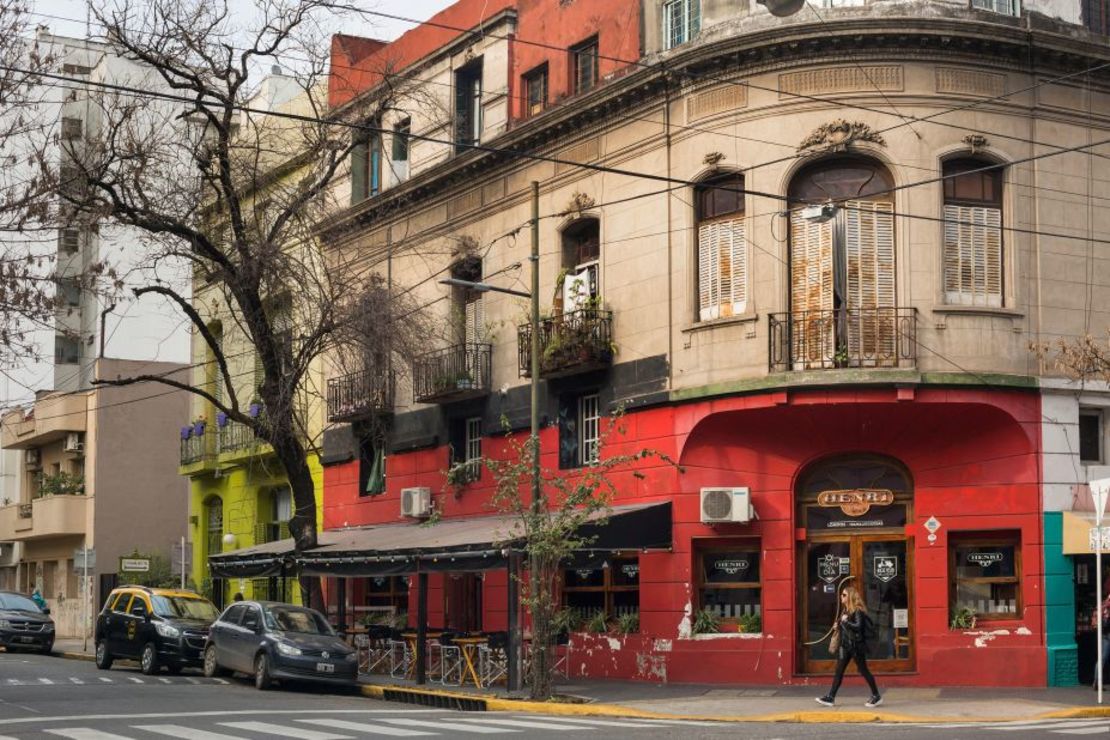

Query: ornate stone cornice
[{"left": 798, "top": 120, "right": 886, "bottom": 152}]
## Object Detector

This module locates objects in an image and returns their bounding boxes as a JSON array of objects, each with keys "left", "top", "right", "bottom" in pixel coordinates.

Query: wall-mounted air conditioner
[
  {"left": 700, "top": 487, "right": 754, "bottom": 524},
  {"left": 400, "top": 487, "right": 432, "bottom": 518},
  {"left": 64, "top": 432, "right": 83, "bottom": 453},
  {"left": 25, "top": 449, "right": 40, "bottom": 467}
]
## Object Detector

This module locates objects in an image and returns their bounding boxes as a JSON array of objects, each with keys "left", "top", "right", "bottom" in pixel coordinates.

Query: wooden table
[
  {"left": 453, "top": 636, "right": 488, "bottom": 688},
  {"left": 401, "top": 631, "right": 443, "bottom": 679}
]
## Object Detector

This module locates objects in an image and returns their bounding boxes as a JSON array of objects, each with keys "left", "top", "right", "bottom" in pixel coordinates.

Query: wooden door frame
[{"left": 798, "top": 532, "right": 915, "bottom": 675}]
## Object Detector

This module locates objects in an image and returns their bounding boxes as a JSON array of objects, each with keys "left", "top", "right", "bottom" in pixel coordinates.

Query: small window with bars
[
  {"left": 570, "top": 36, "right": 599, "bottom": 95},
  {"left": 58, "top": 229, "right": 80, "bottom": 254},
  {"left": 663, "top": 0, "right": 700, "bottom": 50},
  {"left": 579, "top": 394, "right": 600, "bottom": 466},
  {"left": 523, "top": 64, "right": 548, "bottom": 119}
]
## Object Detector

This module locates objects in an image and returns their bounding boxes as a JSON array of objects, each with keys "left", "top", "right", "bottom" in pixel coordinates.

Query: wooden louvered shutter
[
  {"left": 790, "top": 212, "right": 834, "bottom": 369},
  {"left": 697, "top": 218, "right": 746, "bottom": 320},
  {"left": 943, "top": 204, "right": 1002, "bottom": 307},
  {"left": 464, "top": 293, "right": 484, "bottom": 346},
  {"left": 845, "top": 200, "right": 895, "bottom": 364}
]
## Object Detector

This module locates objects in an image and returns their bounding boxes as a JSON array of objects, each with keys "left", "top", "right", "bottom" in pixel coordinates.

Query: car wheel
[
  {"left": 140, "top": 642, "right": 159, "bottom": 675},
  {"left": 94, "top": 641, "right": 113, "bottom": 670},
  {"left": 254, "top": 652, "right": 272, "bottom": 690},
  {"left": 203, "top": 646, "right": 227, "bottom": 678}
]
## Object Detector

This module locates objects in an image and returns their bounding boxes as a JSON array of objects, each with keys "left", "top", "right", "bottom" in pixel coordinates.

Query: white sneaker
[
  {"left": 865, "top": 695, "right": 883, "bottom": 708},
  {"left": 815, "top": 696, "right": 835, "bottom": 707}
]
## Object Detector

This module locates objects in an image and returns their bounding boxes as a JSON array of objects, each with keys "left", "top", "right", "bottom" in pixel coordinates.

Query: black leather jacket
[{"left": 837, "top": 608, "right": 873, "bottom": 657}]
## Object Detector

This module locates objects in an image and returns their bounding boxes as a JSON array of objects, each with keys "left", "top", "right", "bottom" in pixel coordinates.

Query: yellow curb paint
[{"left": 359, "top": 683, "right": 1110, "bottom": 725}]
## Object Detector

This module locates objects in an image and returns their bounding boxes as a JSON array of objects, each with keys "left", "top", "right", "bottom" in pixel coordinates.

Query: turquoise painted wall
[{"left": 1045, "top": 511, "right": 1079, "bottom": 686}]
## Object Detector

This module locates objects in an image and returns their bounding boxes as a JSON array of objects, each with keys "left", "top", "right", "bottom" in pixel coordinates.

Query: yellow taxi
[{"left": 94, "top": 585, "right": 219, "bottom": 675}]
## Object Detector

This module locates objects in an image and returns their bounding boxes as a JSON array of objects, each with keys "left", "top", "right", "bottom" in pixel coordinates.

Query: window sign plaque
[
  {"left": 806, "top": 503, "right": 906, "bottom": 531},
  {"left": 818, "top": 554, "right": 840, "bottom": 584},
  {"left": 620, "top": 563, "right": 640, "bottom": 579},
  {"left": 892, "top": 608, "right": 908, "bottom": 629},
  {"left": 839, "top": 557, "right": 850, "bottom": 575},
  {"left": 873, "top": 555, "right": 898, "bottom": 583}
]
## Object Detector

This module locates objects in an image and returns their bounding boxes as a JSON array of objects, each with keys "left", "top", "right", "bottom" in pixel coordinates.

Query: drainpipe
[
  {"left": 664, "top": 71, "right": 674, "bottom": 390},
  {"left": 98, "top": 302, "right": 116, "bottom": 359}
]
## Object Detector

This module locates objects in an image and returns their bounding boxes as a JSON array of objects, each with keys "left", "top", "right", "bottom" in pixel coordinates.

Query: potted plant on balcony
[
  {"left": 248, "top": 399, "right": 262, "bottom": 418},
  {"left": 216, "top": 411, "right": 229, "bottom": 428},
  {"left": 192, "top": 415, "right": 206, "bottom": 436},
  {"left": 180, "top": 425, "right": 192, "bottom": 440},
  {"left": 39, "top": 471, "right": 84, "bottom": 497}
]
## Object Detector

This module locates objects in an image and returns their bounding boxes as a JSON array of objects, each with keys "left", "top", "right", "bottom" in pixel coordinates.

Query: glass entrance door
[{"left": 800, "top": 535, "right": 914, "bottom": 673}]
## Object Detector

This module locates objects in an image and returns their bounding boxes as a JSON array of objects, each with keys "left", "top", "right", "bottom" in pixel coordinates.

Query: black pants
[{"left": 828, "top": 649, "right": 880, "bottom": 699}]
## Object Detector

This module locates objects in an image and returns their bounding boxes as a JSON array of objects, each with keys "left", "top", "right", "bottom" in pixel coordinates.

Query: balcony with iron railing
[
  {"left": 768, "top": 307, "right": 917, "bottom": 373},
  {"left": 518, "top": 308, "right": 614, "bottom": 379},
  {"left": 179, "top": 433, "right": 212, "bottom": 467},
  {"left": 326, "top": 369, "right": 395, "bottom": 422},
  {"left": 254, "top": 520, "right": 290, "bottom": 545},
  {"left": 413, "top": 343, "right": 492, "bottom": 404}
]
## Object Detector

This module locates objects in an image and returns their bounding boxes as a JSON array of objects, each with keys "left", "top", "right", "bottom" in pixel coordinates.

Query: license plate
[
  {"left": 315, "top": 662, "right": 334, "bottom": 673},
  {"left": 18, "top": 636, "right": 35, "bottom": 644}
]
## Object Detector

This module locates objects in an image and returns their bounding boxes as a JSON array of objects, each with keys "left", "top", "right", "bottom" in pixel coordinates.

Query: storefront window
[
  {"left": 698, "top": 544, "right": 761, "bottom": 627},
  {"left": 950, "top": 533, "right": 1021, "bottom": 620},
  {"left": 366, "top": 575, "right": 409, "bottom": 615},
  {"left": 561, "top": 556, "right": 639, "bottom": 626}
]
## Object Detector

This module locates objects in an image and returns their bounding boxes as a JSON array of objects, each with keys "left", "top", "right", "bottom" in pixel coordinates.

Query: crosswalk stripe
[
  {"left": 452, "top": 718, "right": 582, "bottom": 731},
  {"left": 45, "top": 730, "right": 134, "bottom": 740},
  {"left": 70, "top": 677, "right": 84, "bottom": 684},
  {"left": 212, "top": 678, "right": 229, "bottom": 685},
  {"left": 158, "top": 678, "right": 172, "bottom": 684},
  {"left": 133, "top": 725, "right": 244, "bottom": 740},
  {"left": 296, "top": 719, "right": 434, "bottom": 737},
  {"left": 127, "top": 677, "right": 143, "bottom": 684},
  {"left": 98, "top": 677, "right": 113, "bottom": 683},
  {"left": 379, "top": 719, "right": 515, "bottom": 734},
  {"left": 994, "top": 720, "right": 1110, "bottom": 731},
  {"left": 220, "top": 721, "right": 352, "bottom": 739},
  {"left": 5, "top": 679, "right": 21, "bottom": 685},
  {"left": 1056, "top": 728, "right": 1110, "bottom": 735},
  {"left": 39, "top": 678, "right": 53, "bottom": 684},
  {"left": 186, "top": 678, "right": 200, "bottom": 684}
]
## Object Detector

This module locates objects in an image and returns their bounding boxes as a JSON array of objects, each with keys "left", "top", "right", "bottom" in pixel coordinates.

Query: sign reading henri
[{"left": 807, "top": 488, "right": 905, "bottom": 531}]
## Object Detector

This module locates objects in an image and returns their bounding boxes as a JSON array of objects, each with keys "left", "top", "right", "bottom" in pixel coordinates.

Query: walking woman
[{"left": 816, "top": 585, "right": 882, "bottom": 708}]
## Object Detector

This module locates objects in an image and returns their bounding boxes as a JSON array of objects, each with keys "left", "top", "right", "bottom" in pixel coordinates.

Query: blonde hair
[{"left": 840, "top": 585, "right": 867, "bottom": 614}]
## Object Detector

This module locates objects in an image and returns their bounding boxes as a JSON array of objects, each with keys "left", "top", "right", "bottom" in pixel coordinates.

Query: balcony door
[{"left": 788, "top": 159, "right": 896, "bottom": 369}]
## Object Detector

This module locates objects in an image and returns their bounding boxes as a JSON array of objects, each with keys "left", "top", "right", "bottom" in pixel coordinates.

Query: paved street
[{"left": 2, "top": 652, "right": 1110, "bottom": 739}]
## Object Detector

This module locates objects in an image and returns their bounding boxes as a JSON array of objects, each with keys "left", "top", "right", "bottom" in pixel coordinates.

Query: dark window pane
[
  {"left": 697, "top": 175, "right": 744, "bottom": 220},
  {"left": 1081, "top": 412, "right": 1102, "bottom": 462},
  {"left": 943, "top": 159, "right": 1002, "bottom": 205},
  {"left": 700, "top": 587, "right": 761, "bottom": 620},
  {"left": 955, "top": 580, "right": 1019, "bottom": 615},
  {"left": 610, "top": 559, "right": 640, "bottom": 586},
  {"left": 563, "top": 567, "right": 604, "bottom": 588},
  {"left": 954, "top": 544, "right": 1016, "bottom": 579},
  {"left": 572, "top": 37, "right": 599, "bottom": 94}
]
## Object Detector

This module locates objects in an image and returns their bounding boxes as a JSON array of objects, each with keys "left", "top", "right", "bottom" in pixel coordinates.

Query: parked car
[
  {"left": 0, "top": 590, "right": 54, "bottom": 654},
  {"left": 203, "top": 601, "right": 357, "bottom": 690},
  {"left": 94, "top": 585, "right": 219, "bottom": 674}
]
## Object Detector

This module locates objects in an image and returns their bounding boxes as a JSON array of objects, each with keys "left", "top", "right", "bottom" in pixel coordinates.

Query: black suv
[
  {"left": 0, "top": 590, "right": 54, "bottom": 654},
  {"left": 94, "top": 586, "right": 219, "bottom": 674}
]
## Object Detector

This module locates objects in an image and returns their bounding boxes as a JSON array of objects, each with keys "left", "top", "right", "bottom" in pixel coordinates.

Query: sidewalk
[{"left": 39, "top": 642, "right": 1110, "bottom": 724}]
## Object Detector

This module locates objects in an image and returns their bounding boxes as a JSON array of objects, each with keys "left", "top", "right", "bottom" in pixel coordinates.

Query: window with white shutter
[
  {"left": 942, "top": 159, "right": 1003, "bottom": 308},
  {"left": 789, "top": 212, "right": 834, "bottom": 367},
  {"left": 561, "top": 218, "right": 600, "bottom": 312},
  {"left": 695, "top": 174, "right": 747, "bottom": 322},
  {"left": 845, "top": 200, "right": 896, "bottom": 362}
]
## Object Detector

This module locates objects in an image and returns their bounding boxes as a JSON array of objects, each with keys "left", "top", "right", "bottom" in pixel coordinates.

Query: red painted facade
[{"left": 323, "top": 386, "right": 1046, "bottom": 687}]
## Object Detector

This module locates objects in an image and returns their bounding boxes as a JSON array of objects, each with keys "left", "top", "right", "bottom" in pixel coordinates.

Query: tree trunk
[
  {"left": 269, "top": 422, "right": 321, "bottom": 609},
  {"left": 528, "top": 555, "right": 556, "bottom": 701}
]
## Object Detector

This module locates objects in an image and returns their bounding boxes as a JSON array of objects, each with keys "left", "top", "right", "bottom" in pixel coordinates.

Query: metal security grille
[{"left": 578, "top": 394, "right": 600, "bottom": 466}]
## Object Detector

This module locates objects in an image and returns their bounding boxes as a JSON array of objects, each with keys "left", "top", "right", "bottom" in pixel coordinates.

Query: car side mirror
[{"left": 42, "top": 607, "right": 50, "bottom": 615}]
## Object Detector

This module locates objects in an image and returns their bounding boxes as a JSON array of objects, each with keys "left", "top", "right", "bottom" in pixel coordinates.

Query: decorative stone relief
[
  {"left": 779, "top": 66, "right": 903, "bottom": 98},
  {"left": 703, "top": 152, "right": 726, "bottom": 166},
  {"left": 687, "top": 84, "right": 747, "bottom": 122},
  {"left": 936, "top": 67, "right": 1005, "bottom": 97},
  {"left": 963, "top": 134, "right": 989, "bottom": 153},
  {"left": 798, "top": 119, "right": 886, "bottom": 152},
  {"left": 559, "top": 191, "right": 596, "bottom": 218}
]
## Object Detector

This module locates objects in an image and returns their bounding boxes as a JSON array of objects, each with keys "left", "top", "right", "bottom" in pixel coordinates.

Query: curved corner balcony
[{"left": 768, "top": 307, "right": 917, "bottom": 372}]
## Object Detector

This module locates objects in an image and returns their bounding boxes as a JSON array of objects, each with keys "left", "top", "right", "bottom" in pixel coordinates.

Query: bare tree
[{"left": 44, "top": 0, "right": 435, "bottom": 603}]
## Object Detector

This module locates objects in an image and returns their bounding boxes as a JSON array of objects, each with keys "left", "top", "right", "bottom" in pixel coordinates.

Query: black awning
[{"left": 298, "top": 501, "right": 672, "bottom": 577}]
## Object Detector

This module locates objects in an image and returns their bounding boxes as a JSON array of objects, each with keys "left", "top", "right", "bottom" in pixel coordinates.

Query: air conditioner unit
[
  {"left": 25, "top": 449, "right": 40, "bottom": 467},
  {"left": 700, "top": 487, "right": 753, "bottom": 524},
  {"left": 64, "top": 432, "right": 83, "bottom": 453},
  {"left": 400, "top": 487, "right": 432, "bottom": 518}
]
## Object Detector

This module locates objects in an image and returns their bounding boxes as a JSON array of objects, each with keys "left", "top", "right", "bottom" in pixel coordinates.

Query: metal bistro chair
[
  {"left": 388, "top": 628, "right": 411, "bottom": 679},
  {"left": 478, "top": 631, "right": 509, "bottom": 688},
  {"left": 363, "top": 624, "right": 394, "bottom": 675},
  {"left": 433, "top": 631, "right": 464, "bottom": 686}
]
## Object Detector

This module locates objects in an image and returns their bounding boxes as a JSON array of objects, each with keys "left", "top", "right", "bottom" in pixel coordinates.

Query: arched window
[
  {"left": 205, "top": 497, "right": 223, "bottom": 558},
  {"left": 786, "top": 158, "right": 896, "bottom": 368},
  {"left": 561, "top": 218, "right": 600, "bottom": 312},
  {"left": 695, "top": 173, "right": 746, "bottom": 321},
  {"left": 942, "top": 158, "right": 1003, "bottom": 307}
]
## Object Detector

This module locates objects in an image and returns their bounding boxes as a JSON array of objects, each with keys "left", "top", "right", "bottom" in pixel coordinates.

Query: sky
[{"left": 30, "top": 0, "right": 455, "bottom": 50}]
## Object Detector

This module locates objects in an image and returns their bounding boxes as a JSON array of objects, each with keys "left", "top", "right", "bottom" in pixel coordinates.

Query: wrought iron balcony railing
[
  {"left": 413, "top": 343, "right": 492, "bottom": 403},
  {"left": 254, "top": 521, "right": 290, "bottom": 544},
  {"left": 518, "top": 308, "right": 614, "bottom": 378},
  {"left": 768, "top": 307, "right": 917, "bottom": 372},
  {"left": 179, "top": 434, "right": 210, "bottom": 465},
  {"left": 217, "top": 420, "right": 259, "bottom": 453},
  {"left": 326, "top": 369, "right": 395, "bottom": 422}
]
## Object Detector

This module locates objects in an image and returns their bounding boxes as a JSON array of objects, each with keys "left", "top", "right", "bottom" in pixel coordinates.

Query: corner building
[{"left": 319, "top": 0, "right": 1110, "bottom": 687}]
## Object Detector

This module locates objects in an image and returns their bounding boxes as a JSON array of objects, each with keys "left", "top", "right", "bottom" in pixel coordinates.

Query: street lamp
[{"left": 438, "top": 181, "right": 542, "bottom": 693}]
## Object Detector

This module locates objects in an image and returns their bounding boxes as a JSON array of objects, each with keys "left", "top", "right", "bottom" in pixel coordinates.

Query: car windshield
[
  {"left": 151, "top": 595, "right": 219, "bottom": 621},
  {"left": 264, "top": 606, "right": 334, "bottom": 635},
  {"left": 0, "top": 593, "right": 42, "bottom": 612}
]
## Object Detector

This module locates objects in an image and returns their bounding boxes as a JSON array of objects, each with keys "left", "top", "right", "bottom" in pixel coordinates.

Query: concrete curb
[
  {"left": 359, "top": 684, "right": 1110, "bottom": 724},
  {"left": 58, "top": 651, "right": 95, "bottom": 662}
]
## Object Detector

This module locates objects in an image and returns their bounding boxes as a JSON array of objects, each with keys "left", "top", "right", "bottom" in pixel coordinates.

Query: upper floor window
[
  {"left": 695, "top": 174, "right": 746, "bottom": 321},
  {"left": 1080, "top": 408, "right": 1104, "bottom": 464},
  {"left": 58, "top": 228, "right": 80, "bottom": 254},
  {"left": 54, "top": 334, "right": 79, "bottom": 365},
  {"left": 448, "top": 416, "right": 482, "bottom": 484},
  {"left": 971, "top": 0, "right": 1019, "bottom": 15},
  {"left": 942, "top": 158, "right": 1003, "bottom": 307},
  {"left": 559, "top": 392, "right": 600, "bottom": 468},
  {"left": 455, "top": 60, "right": 483, "bottom": 153},
  {"left": 205, "top": 497, "right": 223, "bottom": 557},
  {"left": 561, "top": 218, "right": 600, "bottom": 311},
  {"left": 570, "top": 36, "right": 599, "bottom": 96},
  {"left": 350, "top": 127, "right": 381, "bottom": 204},
  {"left": 390, "top": 117, "right": 410, "bottom": 185},
  {"left": 1083, "top": 0, "right": 1110, "bottom": 34},
  {"left": 663, "top": 0, "right": 700, "bottom": 50},
  {"left": 523, "top": 64, "right": 549, "bottom": 119}
]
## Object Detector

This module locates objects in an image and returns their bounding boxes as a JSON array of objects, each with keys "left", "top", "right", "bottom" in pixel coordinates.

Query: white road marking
[
  {"left": 45, "top": 730, "right": 135, "bottom": 740},
  {"left": 0, "top": 710, "right": 444, "bottom": 727},
  {"left": 5, "top": 679, "right": 22, "bottom": 686},
  {"left": 994, "top": 720, "right": 1110, "bottom": 731},
  {"left": 220, "top": 721, "right": 352, "bottom": 740},
  {"left": 211, "top": 678, "right": 229, "bottom": 685},
  {"left": 452, "top": 718, "right": 582, "bottom": 731},
  {"left": 38, "top": 678, "right": 53, "bottom": 684},
  {"left": 126, "top": 677, "right": 143, "bottom": 684},
  {"left": 186, "top": 678, "right": 200, "bottom": 684},
  {"left": 157, "top": 678, "right": 172, "bottom": 684},
  {"left": 379, "top": 719, "right": 514, "bottom": 734},
  {"left": 297, "top": 719, "right": 434, "bottom": 737},
  {"left": 1056, "top": 728, "right": 1110, "bottom": 736},
  {"left": 98, "top": 677, "right": 113, "bottom": 683},
  {"left": 69, "top": 677, "right": 84, "bottom": 684},
  {"left": 133, "top": 725, "right": 244, "bottom": 740}
]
